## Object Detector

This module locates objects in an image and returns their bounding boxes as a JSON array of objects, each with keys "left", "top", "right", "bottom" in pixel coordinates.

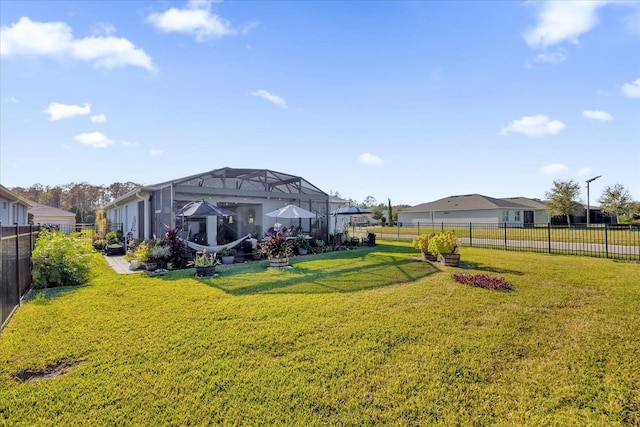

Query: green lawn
[{"left": 1, "top": 242, "right": 639, "bottom": 426}]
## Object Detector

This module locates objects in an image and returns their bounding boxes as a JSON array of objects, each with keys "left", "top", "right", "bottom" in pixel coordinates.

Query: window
[
  {"left": 502, "top": 210, "right": 509, "bottom": 222},
  {"left": 514, "top": 211, "right": 521, "bottom": 221}
]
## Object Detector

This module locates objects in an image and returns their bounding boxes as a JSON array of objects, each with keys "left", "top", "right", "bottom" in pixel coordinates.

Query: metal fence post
[
  {"left": 605, "top": 224, "right": 609, "bottom": 259},
  {"left": 503, "top": 222, "right": 507, "bottom": 249},
  {"left": 469, "top": 222, "right": 473, "bottom": 247},
  {"left": 14, "top": 223, "right": 20, "bottom": 308},
  {"left": 547, "top": 223, "right": 551, "bottom": 254}
]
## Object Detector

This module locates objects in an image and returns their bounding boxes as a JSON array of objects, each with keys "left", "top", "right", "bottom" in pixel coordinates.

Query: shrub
[
  {"left": 31, "top": 230, "right": 93, "bottom": 289},
  {"left": 412, "top": 233, "right": 435, "bottom": 253},
  {"left": 428, "top": 231, "right": 458, "bottom": 256},
  {"left": 259, "top": 232, "right": 295, "bottom": 259},
  {"left": 451, "top": 273, "right": 513, "bottom": 290},
  {"left": 104, "top": 231, "right": 120, "bottom": 245},
  {"left": 220, "top": 248, "right": 236, "bottom": 257},
  {"left": 163, "top": 225, "right": 189, "bottom": 270}
]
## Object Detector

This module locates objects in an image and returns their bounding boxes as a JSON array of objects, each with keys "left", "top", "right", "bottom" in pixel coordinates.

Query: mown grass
[{"left": 1, "top": 242, "right": 639, "bottom": 426}]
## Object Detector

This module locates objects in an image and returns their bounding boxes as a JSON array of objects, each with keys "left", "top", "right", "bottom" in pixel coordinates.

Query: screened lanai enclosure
[{"left": 106, "top": 168, "right": 330, "bottom": 247}]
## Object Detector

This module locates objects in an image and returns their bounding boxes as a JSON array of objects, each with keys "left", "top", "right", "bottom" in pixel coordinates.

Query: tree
[
  {"left": 545, "top": 179, "right": 583, "bottom": 225},
  {"left": 361, "top": 196, "right": 377, "bottom": 208},
  {"left": 598, "top": 183, "right": 632, "bottom": 216},
  {"left": 388, "top": 198, "right": 393, "bottom": 226}
]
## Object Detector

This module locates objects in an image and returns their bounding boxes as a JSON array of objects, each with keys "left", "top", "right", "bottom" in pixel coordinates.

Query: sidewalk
[{"left": 103, "top": 255, "right": 140, "bottom": 274}]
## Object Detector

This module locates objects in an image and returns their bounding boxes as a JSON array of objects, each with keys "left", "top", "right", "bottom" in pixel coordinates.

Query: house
[
  {"left": 0, "top": 184, "right": 32, "bottom": 225},
  {"left": 28, "top": 203, "right": 77, "bottom": 233},
  {"left": 397, "top": 194, "right": 550, "bottom": 226},
  {"left": 103, "top": 167, "right": 331, "bottom": 245}
]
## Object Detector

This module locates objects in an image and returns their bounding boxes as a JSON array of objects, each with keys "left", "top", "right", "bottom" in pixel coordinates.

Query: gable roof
[
  {"left": 28, "top": 203, "right": 76, "bottom": 219},
  {"left": 400, "top": 194, "right": 547, "bottom": 213},
  {"left": 0, "top": 184, "right": 32, "bottom": 208}
]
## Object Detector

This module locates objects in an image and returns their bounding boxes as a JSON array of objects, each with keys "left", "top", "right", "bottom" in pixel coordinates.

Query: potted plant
[
  {"left": 220, "top": 247, "right": 236, "bottom": 264},
  {"left": 189, "top": 249, "right": 218, "bottom": 277},
  {"left": 92, "top": 238, "right": 107, "bottom": 252},
  {"left": 133, "top": 240, "right": 155, "bottom": 271},
  {"left": 295, "top": 235, "right": 311, "bottom": 255},
  {"left": 104, "top": 231, "right": 124, "bottom": 255},
  {"left": 150, "top": 244, "right": 171, "bottom": 269},
  {"left": 259, "top": 232, "right": 295, "bottom": 268},
  {"left": 412, "top": 233, "right": 437, "bottom": 261},
  {"left": 252, "top": 248, "right": 263, "bottom": 261},
  {"left": 427, "top": 231, "right": 461, "bottom": 267}
]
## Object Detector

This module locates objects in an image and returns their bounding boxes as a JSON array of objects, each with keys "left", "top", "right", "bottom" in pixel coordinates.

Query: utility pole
[{"left": 586, "top": 175, "right": 602, "bottom": 226}]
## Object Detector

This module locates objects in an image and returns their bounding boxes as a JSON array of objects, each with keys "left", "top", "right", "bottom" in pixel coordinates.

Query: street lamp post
[{"left": 586, "top": 175, "right": 602, "bottom": 227}]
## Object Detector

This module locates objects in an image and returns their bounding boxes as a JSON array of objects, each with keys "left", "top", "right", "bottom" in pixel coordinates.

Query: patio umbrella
[
  {"left": 176, "top": 200, "right": 236, "bottom": 217},
  {"left": 265, "top": 204, "right": 317, "bottom": 219},
  {"left": 330, "top": 206, "right": 373, "bottom": 215}
]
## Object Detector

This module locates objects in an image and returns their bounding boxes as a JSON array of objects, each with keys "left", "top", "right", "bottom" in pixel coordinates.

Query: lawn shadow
[
  {"left": 203, "top": 250, "right": 441, "bottom": 296},
  {"left": 458, "top": 261, "right": 524, "bottom": 276},
  {"left": 23, "top": 285, "right": 86, "bottom": 304}
]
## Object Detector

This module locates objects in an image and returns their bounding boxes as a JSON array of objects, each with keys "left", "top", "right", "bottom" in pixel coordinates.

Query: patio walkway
[{"left": 103, "top": 255, "right": 140, "bottom": 274}]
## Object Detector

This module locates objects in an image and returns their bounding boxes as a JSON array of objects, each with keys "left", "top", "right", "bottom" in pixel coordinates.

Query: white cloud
[
  {"left": 75, "top": 132, "right": 114, "bottom": 148},
  {"left": 9, "top": 96, "right": 19, "bottom": 104},
  {"left": 1, "top": 17, "right": 154, "bottom": 71},
  {"left": 121, "top": 140, "right": 139, "bottom": 147},
  {"left": 541, "top": 164, "right": 569, "bottom": 175},
  {"left": 533, "top": 50, "right": 567, "bottom": 64},
  {"left": 583, "top": 110, "right": 613, "bottom": 121},
  {"left": 150, "top": 149, "right": 164, "bottom": 157},
  {"left": 90, "top": 114, "right": 106, "bottom": 123},
  {"left": 622, "top": 77, "right": 640, "bottom": 98},
  {"left": 500, "top": 115, "right": 565, "bottom": 137},
  {"left": 577, "top": 168, "right": 593, "bottom": 176},
  {"left": 358, "top": 153, "right": 383, "bottom": 166},
  {"left": 147, "top": 0, "right": 236, "bottom": 41},
  {"left": 251, "top": 89, "right": 287, "bottom": 108},
  {"left": 524, "top": 1, "right": 607, "bottom": 49},
  {"left": 44, "top": 102, "right": 91, "bottom": 121}
]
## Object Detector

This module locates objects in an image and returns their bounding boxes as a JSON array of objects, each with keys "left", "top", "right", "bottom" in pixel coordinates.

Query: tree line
[
  {"left": 546, "top": 180, "right": 639, "bottom": 225},
  {"left": 10, "top": 182, "right": 141, "bottom": 224}
]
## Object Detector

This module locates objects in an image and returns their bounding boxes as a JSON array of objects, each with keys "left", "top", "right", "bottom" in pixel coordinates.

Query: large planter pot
[
  {"left": 269, "top": 257, "right": 289, "bottom": 268},
  {"left": 196, "top": 266, "right": 216, "bottom": 277},
  {"left": 439, "top": 254, "right": 461, "bottom": 267},
  {"left": 145, "top": 262, "right": 157, "bottom": 271},
  {"left": 106, "top": 244, "right": 124, "bottom": 256},
  {"left": 221, "top": 256, "right": 235, "bottom": 265},
  {"left": 421, "top": 251, "right": 437, "bottom": 261},
  {"left": 298, "top": 248, "right": 308, "bottom": 256}
]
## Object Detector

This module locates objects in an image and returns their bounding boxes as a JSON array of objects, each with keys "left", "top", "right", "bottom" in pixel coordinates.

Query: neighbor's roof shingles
[{"left": 401, "top": 194, "right": 545, "bottom": 213}]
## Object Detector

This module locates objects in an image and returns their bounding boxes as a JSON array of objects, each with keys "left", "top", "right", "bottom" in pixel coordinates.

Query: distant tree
[
  {"left": 361, "top": 196, "right": 377, "bottom": 208},
  {"left": 598, "top": 183, "right": 632, "bottom": 216},
  {"left": 387, "top": 198, "right": 393, "bottom": 226},
  {"left": 545, "top": 179, "right": 583, "bottom": 225}
]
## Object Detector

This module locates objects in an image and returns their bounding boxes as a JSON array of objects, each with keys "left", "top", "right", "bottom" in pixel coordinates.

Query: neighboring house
[
  {"left": 28, "top": 203, "right": 77, "bottom": 233},
  {"left": 103, "top": 167, "right": 331, "bottom": 244},
  {"left": 0, "top": 184, "right": 32, "bottom": 225},
  {"left": 398, "top": 194, "right": 550, "bottom": 226}
]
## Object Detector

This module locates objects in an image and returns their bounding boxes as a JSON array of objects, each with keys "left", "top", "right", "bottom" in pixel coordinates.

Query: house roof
[
  {"left": 28, "top": 203, "right": 76, "bottom": 219},
  {"left": 165, "top": 167, "right": 327, "bottom": 197},
  {"left": 103, "top": 167, "right": 329, "bottom": 209},
  {"left": 400, "top": 194, "right": 547, "bottom": 213},
  {"left": 0, "top": 184, "right": 32, "bottom": 208}
]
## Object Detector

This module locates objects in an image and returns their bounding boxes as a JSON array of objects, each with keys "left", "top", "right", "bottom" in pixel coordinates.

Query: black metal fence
[
  {"left": 1, "top": 224, "right": 40, "bottom": 329},
  {"left": 353, "top": 222, "right": 640, "bottom": 261}
]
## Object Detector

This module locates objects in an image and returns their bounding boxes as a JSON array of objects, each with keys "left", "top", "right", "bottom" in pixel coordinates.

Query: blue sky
[{"left": 1, "top": 0, "right": 639, "bottom": 206}]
